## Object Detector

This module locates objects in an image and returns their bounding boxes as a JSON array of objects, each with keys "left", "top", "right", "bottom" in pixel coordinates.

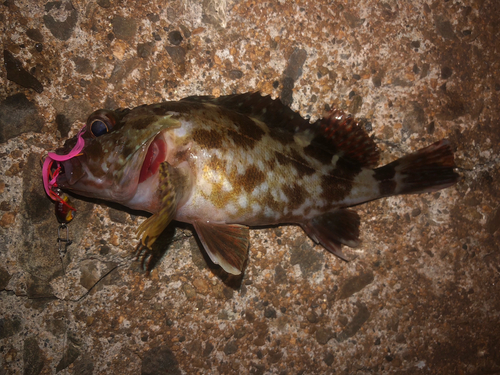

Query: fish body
[{"left": 53, "top": 93, "right": 458, "bottom": 274}]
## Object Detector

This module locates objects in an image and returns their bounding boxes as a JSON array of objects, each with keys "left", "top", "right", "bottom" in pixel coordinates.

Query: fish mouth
[
  {"left": 56, "top": 156, "right": 86, "bottom": 188},
  {"left": 55, "top": 133, "right": 166, "bottom": 199}
]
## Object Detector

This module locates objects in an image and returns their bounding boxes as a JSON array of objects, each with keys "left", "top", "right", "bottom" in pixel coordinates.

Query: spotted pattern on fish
[
  {"left": 192, "top": 128, "right": 224, "bottom": 149},
  {"left": 53, "top": 92, "right": 459, "bottom": 275}
]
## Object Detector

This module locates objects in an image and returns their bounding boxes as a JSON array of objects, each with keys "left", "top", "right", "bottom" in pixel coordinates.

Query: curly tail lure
[{"left": 42, "top": 126, "right": 86, "bottom": 253}]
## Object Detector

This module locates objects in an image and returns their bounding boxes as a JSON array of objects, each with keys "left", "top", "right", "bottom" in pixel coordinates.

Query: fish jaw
[{"left": 56, "top": 136, "right": 154, "bottom": 204}]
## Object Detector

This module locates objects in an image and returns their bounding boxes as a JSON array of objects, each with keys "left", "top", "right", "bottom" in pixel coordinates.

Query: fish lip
[{"left": 55, "top": 157, "right": 86, "bottom": 188}]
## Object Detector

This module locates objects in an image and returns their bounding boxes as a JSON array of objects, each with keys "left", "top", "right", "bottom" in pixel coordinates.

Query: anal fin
[
  {"left": 302, "top": 209, "right": 360, "bottom": 261},
  {"left": 193, "top": 222, "right": 249, "bottom": 275}
]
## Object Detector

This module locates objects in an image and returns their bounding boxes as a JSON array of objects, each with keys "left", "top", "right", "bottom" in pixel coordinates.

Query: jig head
[{"left": 42, "top": 126, "right": 86, "bottom": 198}]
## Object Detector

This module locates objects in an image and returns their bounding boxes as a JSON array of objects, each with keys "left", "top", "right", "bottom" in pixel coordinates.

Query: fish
[{"left": 48, "top": 93, "right": 459, "bottom": 275}]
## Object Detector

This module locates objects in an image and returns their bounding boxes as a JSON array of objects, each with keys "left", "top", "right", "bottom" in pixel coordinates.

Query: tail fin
[{"left": 373, "top": 139, "right": 459, "bottom": 196}]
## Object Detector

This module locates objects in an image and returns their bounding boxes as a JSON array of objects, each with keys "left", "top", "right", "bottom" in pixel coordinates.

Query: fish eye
[
  {"left": 86, "top": 109, "right": 117, "bottom": 138},
  {"left": 90, "top": 119, "right": 109, "bottom": 137}
]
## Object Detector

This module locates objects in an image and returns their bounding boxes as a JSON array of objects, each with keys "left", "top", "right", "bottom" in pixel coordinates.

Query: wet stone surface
[
  {"left": 141, "top": 345, "right": 181, "bottom": 375},
  {"left": 1, "top": 0, "right": 500, "bottom": 374},
  {"left": 0, "top": 93, "right": 44, "bottom": 143},
  {"left": 281, "top": 48, "right": 307, "bottom": 106},
  {"left": 43, "top": 1, "right": 78, "bottom": 41},
  {"left": 111, "top": 16, "right": 138, "bottom": 41},
  {"left": 3, "top": 51, "right": 43, "bottom": 94},
  {"left": 168, "top": 30, "right": 184, "bottom": 46},
  {"left": 23, "top": 337, "right": 45, "bottom": 375}
]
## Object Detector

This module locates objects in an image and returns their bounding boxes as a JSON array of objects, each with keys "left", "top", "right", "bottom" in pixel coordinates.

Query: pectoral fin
[
  {"left": 302, "top": 209, "right": 360, "bottom": 261},
  {"left": 136, "top": 162, "right": 181, "bottom": 249},
  {"left": 193, "top": 221, "right": 250, "bottom": 275}
]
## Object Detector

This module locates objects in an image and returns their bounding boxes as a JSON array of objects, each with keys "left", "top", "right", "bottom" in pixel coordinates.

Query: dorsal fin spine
[{"left": 316, "top": 108, "right": 380, "bottom": 168}]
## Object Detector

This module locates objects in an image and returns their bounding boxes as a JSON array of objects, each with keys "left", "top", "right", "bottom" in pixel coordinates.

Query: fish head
[{"left": 54, "top": 106, "right": 180, "bottom": 207}]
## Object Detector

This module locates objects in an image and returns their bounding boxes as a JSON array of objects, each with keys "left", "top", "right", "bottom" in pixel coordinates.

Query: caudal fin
[{"left": 373, "top": 139, "right": 459, "bottom": 196}]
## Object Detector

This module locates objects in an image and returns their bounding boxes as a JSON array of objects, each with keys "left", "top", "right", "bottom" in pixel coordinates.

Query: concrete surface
[{"left": 1, "top": 0, "right": 499, "bottom": 374}]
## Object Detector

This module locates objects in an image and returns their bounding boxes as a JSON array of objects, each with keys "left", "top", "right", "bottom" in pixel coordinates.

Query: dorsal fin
[
  {"left": 312, "top": 109, "right": 380, "bottom": 168},
  {"left": 182, "top": 93, "right": 311, "bottom": 132},
  {"left": 182, "top": 93, "right": 379, "bottom": 168}
]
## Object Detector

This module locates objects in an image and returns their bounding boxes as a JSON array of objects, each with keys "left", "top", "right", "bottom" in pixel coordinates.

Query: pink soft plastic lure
[{"left": 42, "top": 126, "right": 86, "bottom": 202}]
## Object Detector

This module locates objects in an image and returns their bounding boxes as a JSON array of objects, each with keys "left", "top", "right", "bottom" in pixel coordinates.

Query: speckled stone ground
[{"left": 1, "top": 0, "right": 500, "bottom": 374}]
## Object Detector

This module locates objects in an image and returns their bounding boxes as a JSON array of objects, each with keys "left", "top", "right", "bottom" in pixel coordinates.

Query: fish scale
[{"left": 50, "top": 93, "right": 459, "bottom": 275}]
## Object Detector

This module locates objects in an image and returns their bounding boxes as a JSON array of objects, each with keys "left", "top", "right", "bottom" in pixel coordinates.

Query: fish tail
[{"left": 373, "top": 139, "right": 459, "bottom": 196}]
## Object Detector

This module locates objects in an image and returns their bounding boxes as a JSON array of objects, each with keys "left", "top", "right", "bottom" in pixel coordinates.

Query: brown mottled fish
[{"left": 51, "top": 93, "right": 458, "bottom": 274}]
